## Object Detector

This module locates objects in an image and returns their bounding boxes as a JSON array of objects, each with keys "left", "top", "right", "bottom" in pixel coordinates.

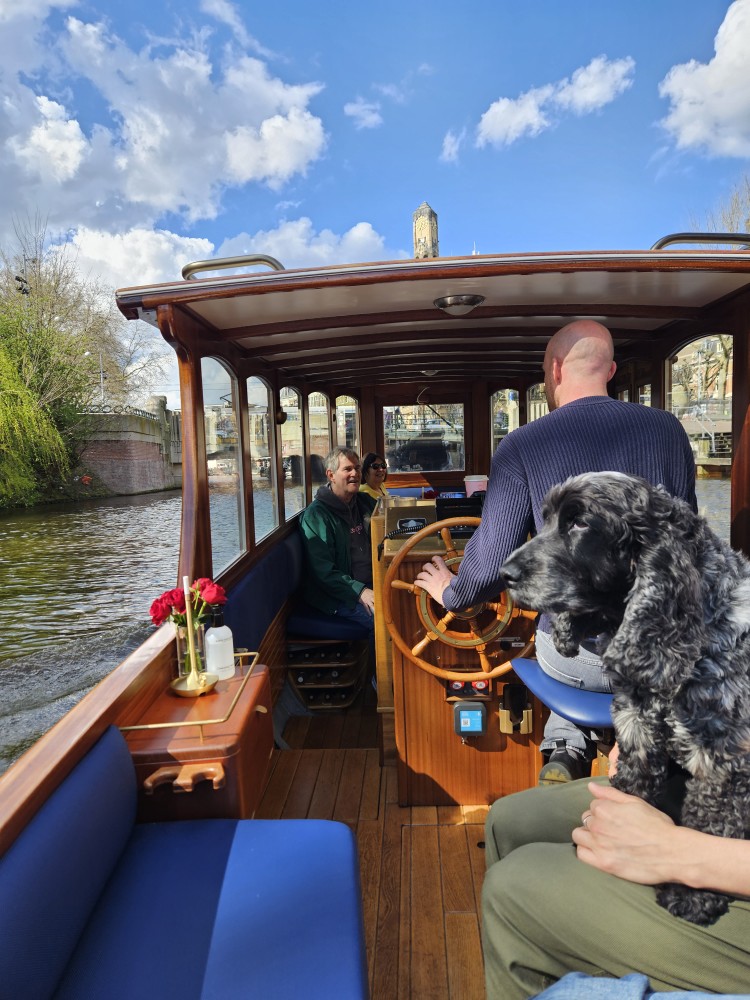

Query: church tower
[{"left": 413, "top": 202, "right": 439, "bottom": 259}]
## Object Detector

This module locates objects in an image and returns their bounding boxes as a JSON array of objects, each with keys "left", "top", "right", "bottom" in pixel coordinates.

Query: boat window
[
  {"left": 669, "top": 336, "right": 733, "bottom": 542},
  {"left": 527, "top": 384, "right": 549, "bottom": 423},
  {"left": 308, "top": 392, "right": 331, "bottom": 492},
  {"left": 618, "top": 389, "right": 630, "bottom": 402},
  {"left": 280, "top": 386, "right": 306, "bottom": 519},
  {"left": 336, "top": 395, "right": 359, "bottom": 452},
  {"left": 638, "top": 384, "right": 652, "bottom": 406},
  {"left": 490, "top": 389, "right": 519, "bottom": 452},
  {"left": 247, "top": 376, "right": 278, "bottom": 543},
  {"left": 383, "top": 403, "right": 465, "bottom": 472},
  {"left": 201, "top": 358, "right": 246, "bottom": 571}
]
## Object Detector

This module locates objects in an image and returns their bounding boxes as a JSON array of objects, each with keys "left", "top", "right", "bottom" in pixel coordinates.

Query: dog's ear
[
  {"left": 603, "top": 493, "right": 705, "bottom": 689},
  {"left": 551, "top": 612, "right": 583, "bottom": 658}
]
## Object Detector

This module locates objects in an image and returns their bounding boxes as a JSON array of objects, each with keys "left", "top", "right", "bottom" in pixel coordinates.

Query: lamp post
[{"left": 84, "top": 350, "right": 106, "bottom": 404}]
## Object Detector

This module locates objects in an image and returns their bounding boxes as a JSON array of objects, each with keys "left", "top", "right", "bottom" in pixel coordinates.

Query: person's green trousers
[{"left": 482, "top": 778, "right": 750, "bottom": 1000}]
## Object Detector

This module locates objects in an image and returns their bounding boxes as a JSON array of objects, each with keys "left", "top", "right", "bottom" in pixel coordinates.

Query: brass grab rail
[
  {"left": 651, "top": 232, "right": 750, "bottom": 250},
  {"left": 120, "top": 651, "right": 262, "bottom": 741},
  {"left": 181, "top": 254, "right": 285, "bottom": 280}
]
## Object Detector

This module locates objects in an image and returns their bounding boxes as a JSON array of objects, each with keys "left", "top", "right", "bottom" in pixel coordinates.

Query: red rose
[
  {"left": 149, "top": 595, "right": 171, "bottom": 626},
  {"left": 164, "top": 588, "right": 186, "bottom": 614},
  {"left": 197, "top": 580, "right": 227, "bottom": 605}
]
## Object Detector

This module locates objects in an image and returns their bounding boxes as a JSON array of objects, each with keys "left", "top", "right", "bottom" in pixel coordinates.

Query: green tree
[
  {"left": 0, "top": 339, "right": 69, "bottom": 505},
  {"left": 0, "top": 218, "right": 168, "bottom": 506}
]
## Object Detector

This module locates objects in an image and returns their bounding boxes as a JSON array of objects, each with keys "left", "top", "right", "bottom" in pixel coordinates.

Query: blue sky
[{"left": 1, "top": 0, "right": 749, "bottom": 401}]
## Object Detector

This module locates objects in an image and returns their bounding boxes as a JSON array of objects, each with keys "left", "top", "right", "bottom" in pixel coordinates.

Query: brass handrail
[
  {"left": 651, "top": 232, "right": 750, "bottom": 250},
  {"left": 120, "top": 651, "right": 261, "bottom": 741},
  {"left": 181, "top": 254, "right": 285, "bottom": 280}
]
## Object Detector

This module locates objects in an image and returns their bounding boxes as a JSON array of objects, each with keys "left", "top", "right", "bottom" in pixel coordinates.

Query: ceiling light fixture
[
  {"left": 421, "top": 369, "right": 438, "bottom": 376},
  {"left": 433, "top": 294, "right": 485, "bottom": 317}
]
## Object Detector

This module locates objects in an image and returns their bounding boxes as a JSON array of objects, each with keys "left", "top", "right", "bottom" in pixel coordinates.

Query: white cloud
[
  {"left": 216, "top": 217, "right": 406, "bottom": 269},
  {"left": 476, "top": 55, "right": 634, "bottom": 148},
  {"left": 477, "top": 86, "right": 553, "bottom": 148},
  {"left": 659, "top": 0, "right": 750, "bottom": 158},
  {"left": 344, "top": 97, "right": 383, "bottom": 129},
  {"left": 199, "top": 0, "right": 276, "bottom": 57},
  {"left": 440, "top": 129, "right": 465, "bottom": 163},
  {"left": 8, "top": 96, "right": 88, "bottom": 182},
  {"left": 553, "top": 55, "right": 634, "bottom": 114},
  {"left": 226, "top": 108, "right": 327, "bottom": 190},
  {"left": 67, "top": 226, "right": 214, "bottom": 290},
  {"left": 0, "top": 8, "right": 328, "bottom": 246}
]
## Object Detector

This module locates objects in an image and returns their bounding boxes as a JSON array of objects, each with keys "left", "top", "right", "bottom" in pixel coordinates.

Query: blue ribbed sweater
[{"left": 443, "top": 396, "right": 697, "bottom": 624}]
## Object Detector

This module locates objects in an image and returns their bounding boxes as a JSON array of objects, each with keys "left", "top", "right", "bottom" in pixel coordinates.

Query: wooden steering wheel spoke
[
  {"left": 439, "top": 526, "right": 458, "bottom": 559},
  {"left": 477, "top": 649, "right": 494, "bottom": 674}
]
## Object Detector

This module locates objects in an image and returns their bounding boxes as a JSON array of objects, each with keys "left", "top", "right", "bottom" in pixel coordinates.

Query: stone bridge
[{"left": 80, "top": 396, "right": 182, "bottom": 495}]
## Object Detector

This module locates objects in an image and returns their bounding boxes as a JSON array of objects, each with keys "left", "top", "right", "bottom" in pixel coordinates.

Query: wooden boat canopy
[{"left": 116, "top": 244, "right": 750, "bottom": 390}]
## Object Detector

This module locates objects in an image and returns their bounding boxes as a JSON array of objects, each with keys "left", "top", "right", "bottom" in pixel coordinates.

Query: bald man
[{"left": 416, "top": 321, "right": 697, "bottom": 782}]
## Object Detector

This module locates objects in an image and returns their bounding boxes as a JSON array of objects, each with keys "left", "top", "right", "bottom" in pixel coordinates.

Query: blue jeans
[
  {"left": 535, "top": 972, "right": 749, "bottom": 999},
  {"left": 535, "top": 629, "right": 612, "bottom": 753},
  {"left": 331, "top": 602, "right": 374, "bottom": 635}
]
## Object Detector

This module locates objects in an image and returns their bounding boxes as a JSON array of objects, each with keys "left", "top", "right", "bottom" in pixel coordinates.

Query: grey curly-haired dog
[{"left": 500, "top": 471, "right": 750, "bottom": 927}]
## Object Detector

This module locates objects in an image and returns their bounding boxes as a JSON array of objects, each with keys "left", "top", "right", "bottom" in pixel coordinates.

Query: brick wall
[{"left": 81, "top": 401, "right": 181, "bottom": 495}]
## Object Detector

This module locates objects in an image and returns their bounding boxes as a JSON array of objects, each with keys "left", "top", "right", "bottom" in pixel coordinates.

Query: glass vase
[{"left": 175, "top": 623, "right": 206, "bottom": 678}]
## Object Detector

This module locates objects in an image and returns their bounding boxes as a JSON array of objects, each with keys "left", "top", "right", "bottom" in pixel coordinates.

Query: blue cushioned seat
[
  {"left": 0, "top": 727, "right": 368, "bottom": 1000},
  {"left": 511, "top": 658, "right": 614, "bottom": 729},
  {"left": 287, "top": 599, "right": 370, "bottom": 641}
]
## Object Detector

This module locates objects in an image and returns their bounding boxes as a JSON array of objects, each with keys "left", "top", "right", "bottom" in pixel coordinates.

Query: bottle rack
[{"left": 287, "top": 639, "right": 368, "bottom": 710}]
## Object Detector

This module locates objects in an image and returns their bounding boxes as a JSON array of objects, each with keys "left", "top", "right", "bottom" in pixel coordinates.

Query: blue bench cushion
[
  {"left": 0, "top": 726, "right": 136, "bottom": 1000},
  {"left": 57, "top": 819, "right": 368, "bottom": 1000},
  {"left": 511, "top": 658, "right": 614, "bottom": 729},
  {"left": 0, "top": 726, "right": 368, "bottom": 1000},
  {"left": 287, "top": 599, "right": 370, "bottom": 641}
]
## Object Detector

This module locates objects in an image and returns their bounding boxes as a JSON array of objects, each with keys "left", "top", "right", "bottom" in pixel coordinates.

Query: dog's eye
[{"left": 569, "top": 519, "right": 588, "bottom": 533}]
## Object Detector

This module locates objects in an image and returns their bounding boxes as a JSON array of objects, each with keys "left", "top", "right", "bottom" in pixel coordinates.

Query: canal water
[{"left": 0, "top": 478, "right": 732, "bottom": 774}]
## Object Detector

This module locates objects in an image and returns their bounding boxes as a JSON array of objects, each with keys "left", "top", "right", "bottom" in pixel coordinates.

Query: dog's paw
[{"left": 657, "top": 883, "right": 730, "bottom": 925}]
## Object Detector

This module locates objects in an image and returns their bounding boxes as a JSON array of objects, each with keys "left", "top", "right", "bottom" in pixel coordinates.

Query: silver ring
[{"left": 582, "top": 814, "right": 591, "bottom": 829}]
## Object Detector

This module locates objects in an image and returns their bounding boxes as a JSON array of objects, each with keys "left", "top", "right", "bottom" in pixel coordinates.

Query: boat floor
[{"left": 258, "top": 682, "right": 488, "bottom": 1000}]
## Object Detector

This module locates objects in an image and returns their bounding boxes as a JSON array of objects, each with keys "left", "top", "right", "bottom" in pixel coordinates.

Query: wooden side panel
[{"left": 126, "top": 666, "right": 274, "bottom": 821}]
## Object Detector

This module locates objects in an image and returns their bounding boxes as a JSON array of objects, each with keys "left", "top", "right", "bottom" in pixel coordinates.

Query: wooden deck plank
[
  {"left": 439, "top": 825, "right": 478, "bottom": 912},
  {"left": 341, "top": 697, "right": 366, "bottom": 747},
  {"left": 303, "top": 714, "right": 330, "bottom": 749},
  {"left": 445, "top": 912, "right": 485, "bottom": 1000},
  {"left": 307, "top": 747, "right": 345, "bottom": 819},
  {"left": 333, "top": 748, "right": 368, "bottom": 823},
  {"left": 398, "top": 815, "right": 412, "bottom": 1000},
  {"left": 410, "top": 825, "right": 449, "bottom": 999},
  {"left": 280, "top": 749, "right": 324, "bottom": 818},
  {"left": 358, "top": 817, "right": 384, "bottom": 987},
  {"left": 358, "top": 707, "right": 380, "bottom": 748},
  {"left": 467, "top": 824, "right": 487, "bottom": 931},
  {"left": 372, "top": 800, "right": 406, "bottom": 1000},
  {"left": 438, "top": 805, "right": 465, "bottom": 825},
  {"left": 254, "top": 749, "right": 300, "bottom": 818},
  {"left": 281, "top": 714, "right": 311, "bottom": 749},
  {"left": 462, "top": 803, "right": 489, "bottom": 825},
  {"left": 359, "top": 748, "right": 384, "bottom": 821},
  {"left": 411, "top": 805, "right": 439, "bottom": 825},
  {"left": 321, "top": 711, "right": 346, "bottom": 747}
]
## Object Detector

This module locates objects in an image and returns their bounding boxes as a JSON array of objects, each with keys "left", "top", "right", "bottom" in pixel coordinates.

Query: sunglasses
[{"left": 370, "top": 463, "right": 387, "bottom": 471}]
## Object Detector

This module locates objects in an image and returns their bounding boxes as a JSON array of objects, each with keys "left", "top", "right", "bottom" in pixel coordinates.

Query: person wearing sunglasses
[{"left": 359, "top": 453, "right": 390, "bottom": 502}]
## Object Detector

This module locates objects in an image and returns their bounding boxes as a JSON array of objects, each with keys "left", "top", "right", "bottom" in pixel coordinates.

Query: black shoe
[{"left": 538, "top": 742, "right": 586, "bottom": 785}]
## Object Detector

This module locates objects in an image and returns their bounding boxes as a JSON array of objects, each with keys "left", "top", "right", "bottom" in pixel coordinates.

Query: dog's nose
[{"left": 499, "top": 555, "right": 520, "bottom": 589}]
